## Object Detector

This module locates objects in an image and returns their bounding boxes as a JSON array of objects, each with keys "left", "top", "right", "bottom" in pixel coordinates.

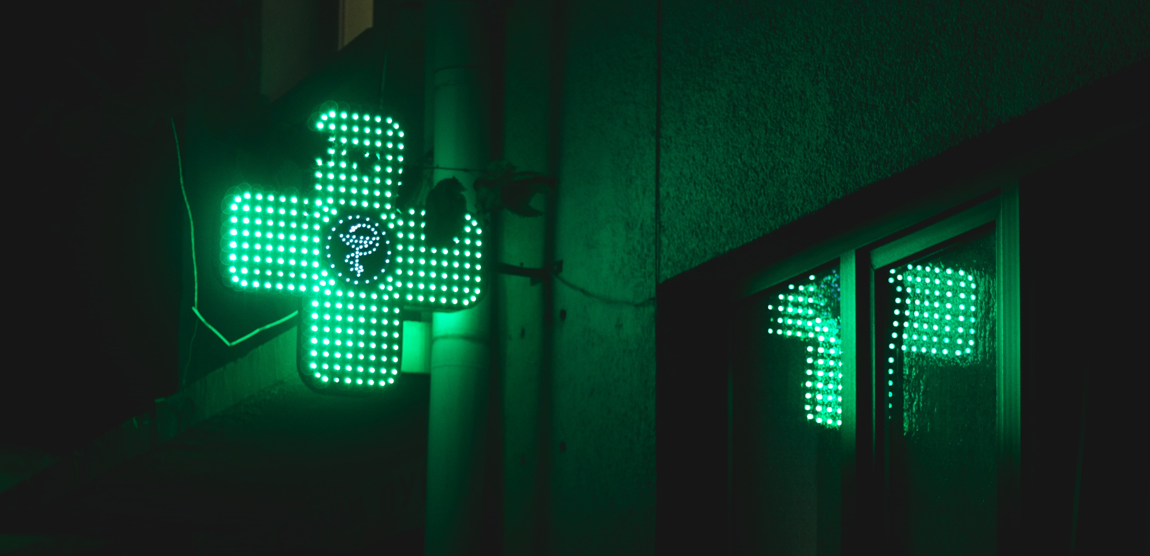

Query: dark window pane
[
  {"left": 732, "top": 264, "right": 841, "bottom": 555},
  {"left": 880, "top": 227, "right": 997, "bottom": 556}
]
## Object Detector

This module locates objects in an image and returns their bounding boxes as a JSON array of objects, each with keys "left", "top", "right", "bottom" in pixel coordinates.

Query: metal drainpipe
[{"left": 424, "top": 1, "right": 492, "bottom": 554}]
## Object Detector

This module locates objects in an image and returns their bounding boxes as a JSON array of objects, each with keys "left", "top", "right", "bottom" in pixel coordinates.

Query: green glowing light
[
  {"left": 885, "top": 262, "right": 986, "bottom": 421},
  {"left": 770, "top": 270, "right": 844, "bottom": 429},
  {"left": 891, "top": 266, "right": 978, "bottom": 357},
  {"left": 218, "top": 103, "right": 489, "bottom": 394}
]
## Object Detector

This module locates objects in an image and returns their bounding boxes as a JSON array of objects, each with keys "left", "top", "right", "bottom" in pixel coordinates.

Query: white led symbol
[{"left": 340, "top": 222, "right": 380, "bottom": 277}]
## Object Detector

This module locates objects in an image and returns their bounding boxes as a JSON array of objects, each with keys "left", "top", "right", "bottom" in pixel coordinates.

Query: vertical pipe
[
  {"left": 498, "top": 0, "right": 551, "bottom": 552},
  {"left": 424, "top": 1, "right": 492, "bottom": 554}
]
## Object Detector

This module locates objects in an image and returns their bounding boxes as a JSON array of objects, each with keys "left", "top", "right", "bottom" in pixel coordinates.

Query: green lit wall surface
[
  {"left": 765, "top": 270, "right": 843, "bottom": 428},
  {"left": 218, "top": 103, "right": 486, "bottom": 394}
]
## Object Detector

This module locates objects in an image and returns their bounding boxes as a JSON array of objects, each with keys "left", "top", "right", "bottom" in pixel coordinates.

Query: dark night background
[{"left": 2, "top": 0, "right": 1147, "bottom": 554}]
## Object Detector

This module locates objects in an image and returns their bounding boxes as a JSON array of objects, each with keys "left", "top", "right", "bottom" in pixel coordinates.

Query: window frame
[
  {"left": 728, "top": 186, "right": 1020, "bottom": 554},
  {"left": 859, "top": 187, "right": 1020, "bottom": 554}
]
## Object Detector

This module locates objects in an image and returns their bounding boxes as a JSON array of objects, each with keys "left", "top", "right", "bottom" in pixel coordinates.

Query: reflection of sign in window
[
  {"left": 883, "top": 253, "right": 994, "bottom": 434},
  {"left": 880, "top": 231, "right": 999, "bottom": 556},
  {"left": 888, "top": 265, "right": 981, "bottom": 357},
  {"left": 766, "top": 270, "right": 843, "bottom": 428},
  {"left": 219, "top": 105, "right": 486, "bottom": 394}
]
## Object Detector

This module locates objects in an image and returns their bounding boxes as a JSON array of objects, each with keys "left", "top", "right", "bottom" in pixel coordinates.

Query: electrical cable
[
  {"left": 551, "top": 272, "right": 655, "bottom": 307},
  {"left": 172, "top": 118, "right": 299, "bottom": 354}
]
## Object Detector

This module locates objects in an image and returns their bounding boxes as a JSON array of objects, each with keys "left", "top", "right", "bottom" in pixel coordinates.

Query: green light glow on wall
[
  {"left": 219, "top": 103, "right": 486, "bottom": 394},
  {"left": 766, "top": 270, "right": 843, "bottom": 429}
]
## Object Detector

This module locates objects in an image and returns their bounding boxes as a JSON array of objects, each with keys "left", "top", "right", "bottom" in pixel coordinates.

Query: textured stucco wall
[
  {"left": 545, "top": 0, "right": 658, "bottom": 552},
  {"left": 659, "top": 0, "right": 1149, "bottom": 281}
]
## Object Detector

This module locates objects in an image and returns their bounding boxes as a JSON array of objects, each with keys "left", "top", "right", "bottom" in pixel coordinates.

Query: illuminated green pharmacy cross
[
  {"left": 766, "top": 272, "right": 844, "bottom": 429},
  {"left": 219, "top": 107, "right": 487, "bottom": 393}
]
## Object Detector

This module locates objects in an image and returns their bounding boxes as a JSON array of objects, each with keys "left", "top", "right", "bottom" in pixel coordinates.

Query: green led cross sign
[
  {"left": 766, "top": 271, "right": 844, "bottom": 429},
  {"left": 887, "top": 264, "right": 979, "bottom": 357},
  {"left": 219, "top": 103, "right": 487, "bottom": 394}
]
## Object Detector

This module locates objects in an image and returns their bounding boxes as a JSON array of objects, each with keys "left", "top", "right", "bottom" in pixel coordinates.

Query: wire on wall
[
  {"left": 552, "top": 272, "right": 655, "bottom": 307},
  {"left": 173, "top": 118, "right": 299, "bottom": 360}
]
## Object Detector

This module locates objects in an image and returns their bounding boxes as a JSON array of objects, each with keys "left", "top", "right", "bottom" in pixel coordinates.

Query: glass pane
[
  {"left": 879, "top": 227, "right": 997, "bottom": 556},
  {"left": 732, "top": 264, "right": 841, "bottom": 555}
]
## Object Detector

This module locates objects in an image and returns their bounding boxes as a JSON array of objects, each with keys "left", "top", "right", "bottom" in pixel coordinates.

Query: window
[
  {"left": 731, "top": 261, "right": 843, "bottom": 554},
  {"left": 728, "top": 191, "right": 1019, "bottom": 555},
  {"left": 871, "top": 198, "right": 1005, "bottom": 556},
  {"left": 661, "top": 77, "right": 1139, "bottom": 553}
]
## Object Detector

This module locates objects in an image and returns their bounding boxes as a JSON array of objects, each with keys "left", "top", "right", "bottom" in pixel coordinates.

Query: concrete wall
[
  {"left": 658, "top": 0, "right": 1149, "bottom": 281},
  {"left": 546, "top": 0, "right": 658, "bottom": 552},
  {"left": 499, "top": 0, "right": 658, "bottom": 553},
  {"left": 500, "top": 0, "right": 1144, "bottom": 552}
]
